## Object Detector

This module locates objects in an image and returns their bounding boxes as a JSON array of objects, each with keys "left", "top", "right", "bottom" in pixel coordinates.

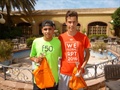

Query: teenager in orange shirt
[{"left": 58, "top": 10, "right": 91, "bottom": 90}]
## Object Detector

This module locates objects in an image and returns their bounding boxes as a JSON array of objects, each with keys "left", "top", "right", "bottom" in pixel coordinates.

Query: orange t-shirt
[{"left": 59, "top": 32, "right": 90, "bottom": 75}]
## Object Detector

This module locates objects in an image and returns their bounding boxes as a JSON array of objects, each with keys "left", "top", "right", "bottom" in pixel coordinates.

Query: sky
[{"left": 35, "top": 0, "right": 120, "bottom": 10}]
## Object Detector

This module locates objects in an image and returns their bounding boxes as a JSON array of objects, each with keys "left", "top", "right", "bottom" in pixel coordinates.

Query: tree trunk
[{"left": 6, "top": 4, "right": 14, "bottom": 27}]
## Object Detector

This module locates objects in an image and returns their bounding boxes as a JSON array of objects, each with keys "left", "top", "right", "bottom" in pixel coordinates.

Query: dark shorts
[{"left": 33, "top": 83, "right": 58, "bottom": 90}]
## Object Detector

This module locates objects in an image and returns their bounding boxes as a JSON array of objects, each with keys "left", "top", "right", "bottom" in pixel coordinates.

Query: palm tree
[{"left": 0, "top": 0, "right": 37, "bottom": 26}]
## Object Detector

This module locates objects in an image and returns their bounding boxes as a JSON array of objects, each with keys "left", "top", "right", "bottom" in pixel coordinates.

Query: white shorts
[{"left": 58, "top": 73, "right": 83, "bottom": 90}]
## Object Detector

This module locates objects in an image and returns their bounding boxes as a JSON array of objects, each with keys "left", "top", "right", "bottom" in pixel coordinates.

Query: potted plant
[
  {"left": 0, "top": 40, "right": 13, "bottom": 65},
  {"left": 91, "top": 41, "right": 107, "bottom": 52}
]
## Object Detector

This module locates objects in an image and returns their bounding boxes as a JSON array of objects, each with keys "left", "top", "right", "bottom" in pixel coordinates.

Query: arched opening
[
  {"left": 39, "top": 23, "right": 43, "bottom": 36},
  {"left": 17, "top": 22, "right": 32, "bottom": 37},
  {"left": 88, "top": 22, "right": 107, "bottom": 35},
  {"left": 77, "top": 23, "right": 81, "bottom": 31},
  {"left": 62, "top": 23, "right": 67, "bottom": 33}
]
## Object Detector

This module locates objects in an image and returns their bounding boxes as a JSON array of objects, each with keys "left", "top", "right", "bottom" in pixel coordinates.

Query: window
[{"left": 88, "top": 22, "right": 107, "bottom": 35}]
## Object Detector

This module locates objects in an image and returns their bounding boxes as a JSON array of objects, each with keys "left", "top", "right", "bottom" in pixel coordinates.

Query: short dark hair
[
  {"left": 42, "top": 20, "right": 55, "bottom": 28},
  {"left": 65, "top": 10, "right": 78, "bottom": 21}
]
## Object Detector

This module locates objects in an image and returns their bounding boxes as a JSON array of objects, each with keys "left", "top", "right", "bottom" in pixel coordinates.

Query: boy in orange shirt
[{"left": 58, "top": 10, "right": 91, "bottom": 90}]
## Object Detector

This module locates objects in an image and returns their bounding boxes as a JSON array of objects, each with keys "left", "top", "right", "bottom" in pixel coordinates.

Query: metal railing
[
  {"left": 84, "top": 56, "right": 120, "bottom": 80},
  {"left": 0, "top": 63, "right": 33, "bottom": 84},
  {"left": 0, "top": 57, "right": 119, "bottom": 83},
  {"left": 0, "top": 43, "right": 120, "bottom": 83}
]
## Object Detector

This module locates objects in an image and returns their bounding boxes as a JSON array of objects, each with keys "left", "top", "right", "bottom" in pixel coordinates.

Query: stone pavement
[
  {"left": 0, "top": 75, "right": 105, "bottom": 90},
  {"left": 0, "top": 76, "right": 32, "bottom": 90}
]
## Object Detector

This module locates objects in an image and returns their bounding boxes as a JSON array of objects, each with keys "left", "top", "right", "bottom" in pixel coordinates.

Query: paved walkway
[{"left": 0, "top": 77, "right": 32, "bottom": 90}]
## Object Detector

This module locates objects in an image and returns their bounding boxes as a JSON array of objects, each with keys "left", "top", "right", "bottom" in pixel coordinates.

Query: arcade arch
[
  {"left": 17, "top": 22, "right": 32, "bottom": 37},
  {"left": 88, "top": 21, "right": 107, "bottom": 35}
]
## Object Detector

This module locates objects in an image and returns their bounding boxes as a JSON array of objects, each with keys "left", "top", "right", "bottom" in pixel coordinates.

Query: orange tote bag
[
  {"left": 69, "top": 67, "right": 87, "bottom": 90},
  {"left": 33, "top": 58, "right": 55, "bottom": 89}
]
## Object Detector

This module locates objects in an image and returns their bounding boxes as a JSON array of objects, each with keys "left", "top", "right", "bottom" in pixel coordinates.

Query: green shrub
[
  {"left": 91, "top": 41, "right": 107, "bottom": 52},
  {"left": 0, "top": 40, "right": 13, "bottom": 62},
  {"left": 26, "top": 37, "right": 36, "bottom": 48},
  {"left": 88, "top": 34, "right": 108, "bottom": 39}
]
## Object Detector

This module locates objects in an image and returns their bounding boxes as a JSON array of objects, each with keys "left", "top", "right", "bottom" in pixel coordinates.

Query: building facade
[{"left": 8, "top": 8, "right": 117, "bottom": 37}]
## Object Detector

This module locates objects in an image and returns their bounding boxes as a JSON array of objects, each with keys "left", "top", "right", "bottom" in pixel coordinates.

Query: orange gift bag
[
  {"left": 33, "top": 57, "right": 55, "bottom": 89},
  {"left": 69, "top": 67, "right": 87, "bottom": 90}
]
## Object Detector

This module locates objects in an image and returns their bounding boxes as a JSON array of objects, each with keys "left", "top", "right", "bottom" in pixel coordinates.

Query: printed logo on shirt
[
  {"left": 42, "top": 45, "right": 53, "bottom": 53},
  {"left": 65, "top": 41, "right": 79, "bottom": 63}
]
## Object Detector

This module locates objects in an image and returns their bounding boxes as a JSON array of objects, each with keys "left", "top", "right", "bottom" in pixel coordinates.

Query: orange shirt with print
[{"left": 59, "top": 32, "right": 90, "bottom": 76}]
